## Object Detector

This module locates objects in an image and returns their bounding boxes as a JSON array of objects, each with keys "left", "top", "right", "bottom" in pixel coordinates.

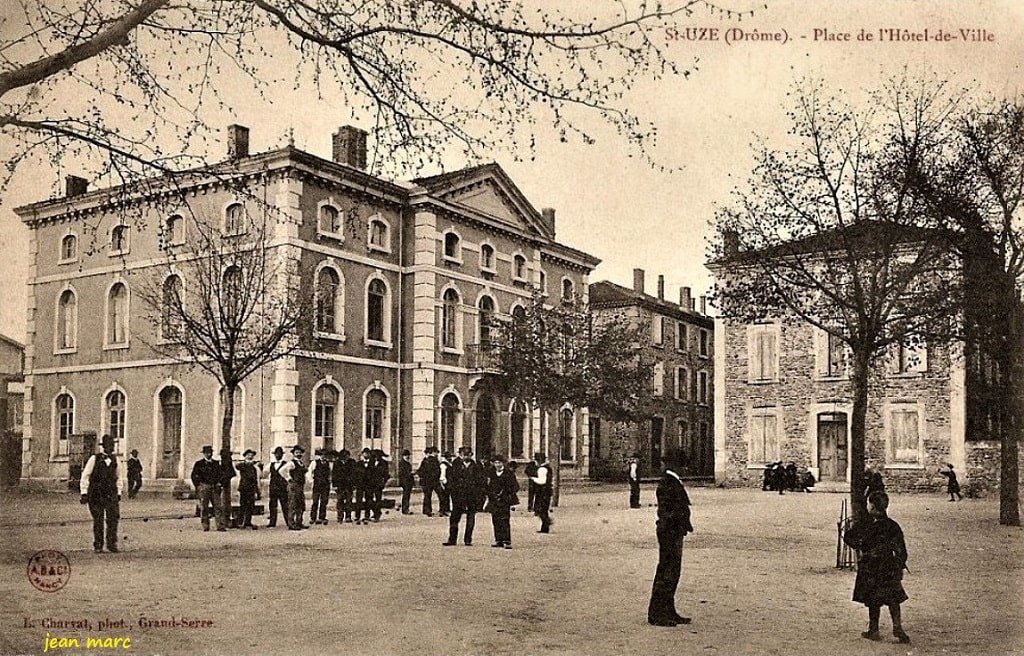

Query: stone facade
[
  {"left": 16, "top": 128, "right": 598, "bottom": 488},
  {"left": 589, "top": 275, "right": 714, "bottom": 481}
]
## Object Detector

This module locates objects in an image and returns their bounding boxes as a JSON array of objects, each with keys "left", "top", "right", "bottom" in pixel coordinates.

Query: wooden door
[{"left": 817, "top": 414, "right": 847, "bottom": 481}]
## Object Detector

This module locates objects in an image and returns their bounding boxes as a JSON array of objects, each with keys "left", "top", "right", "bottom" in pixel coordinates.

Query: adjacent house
[
  {"left": 16, "top": 125, "right": 599, "bottom": 488},
  {"left": 0, "top": 334, "right": 25, "bottom": 486},
  {"left": 588, "top": 271, "right": 714, "bottom": 480}
]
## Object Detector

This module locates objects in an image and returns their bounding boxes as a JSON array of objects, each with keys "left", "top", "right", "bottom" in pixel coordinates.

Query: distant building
[
  {"left": 588, "top": 271, "right": 714, "bottom": 481},
  {"left": 16, "top": 125, "right": 599, "bottom": 489},
  {"left": 0, "top": 333, "right": 25, "bottom": 486}
]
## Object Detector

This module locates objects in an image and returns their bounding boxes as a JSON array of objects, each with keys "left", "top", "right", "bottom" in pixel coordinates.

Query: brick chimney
[
  {"left": 723, "top": 228, "right": 740, "bottom": 257},
  {"left": 700, "top": 295, "right": 707, "bottom": 314},
  {"left": 65, "top": 175, "right": 88, "bottom": 197},
  {"left": 680, "top": 286, "right": 692, "bottom": 310},
  {"left": 332, "top": 126, "right": 368, "bottom": 169},
  {"left": 633, "top": 268, "right": 645, "bottom": 294},
  {"left": 540, "top": 207, "right": 556, "bottom": 235},
  {"left": 657, "top": 275, "right": 665, "bottom": 300},
  {"left": 227, "top": 124, "right": 250, "bottom": 159}
]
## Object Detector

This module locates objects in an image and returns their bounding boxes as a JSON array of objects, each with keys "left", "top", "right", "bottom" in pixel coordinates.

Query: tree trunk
[
  {"left": 221, "top": 384, "right": 235, "bottom": 453},
  {"left": 849, "top": 348, "right": 871, "bottom": 521},
  {"left": 1002, "top": 298, "right": 1022, "bottom": 526}
]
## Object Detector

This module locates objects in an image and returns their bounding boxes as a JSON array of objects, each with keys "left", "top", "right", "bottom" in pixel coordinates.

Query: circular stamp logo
[{"left": 27, "top": 550, "right": 71, "bottom": 592}]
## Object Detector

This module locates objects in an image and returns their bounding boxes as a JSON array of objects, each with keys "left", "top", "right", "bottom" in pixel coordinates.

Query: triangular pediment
[{"left": 414, "top": 163, "right": 553, "bottom": 239}]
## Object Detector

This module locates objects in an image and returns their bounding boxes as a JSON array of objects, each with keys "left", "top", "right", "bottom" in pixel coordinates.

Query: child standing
[
  {"left": 843, "top": 491, "right": 910, "bottom": 644},
  {"left": 939, "top": 464, "right": 963, "bottom": 502}
]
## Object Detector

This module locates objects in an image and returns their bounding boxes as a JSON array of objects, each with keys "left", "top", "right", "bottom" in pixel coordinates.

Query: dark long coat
[{"left": 843, "top": 514, "right": 909, "bottom": 606}]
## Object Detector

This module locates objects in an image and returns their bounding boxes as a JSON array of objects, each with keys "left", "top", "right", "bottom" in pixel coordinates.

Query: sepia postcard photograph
[{"left": 0, "top": 1, "right": 1022, "bottom": 654}]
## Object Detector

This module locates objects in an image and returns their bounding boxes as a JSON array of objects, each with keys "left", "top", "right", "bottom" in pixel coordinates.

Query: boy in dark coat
[
  {"left": 486, "top": 454, "right": 519, "bottom": 549},
  {"left": 843, "top": 491, "right": 910, "bottom": 644},
  {"left": 939, "top": 464, "right": 963, "bottom": 501},
  {"left": 399, "top": 449, "right": 415, "bottom": 514},
  {"left": 235, "top": 449, "right": 261, "bottom": 530}
]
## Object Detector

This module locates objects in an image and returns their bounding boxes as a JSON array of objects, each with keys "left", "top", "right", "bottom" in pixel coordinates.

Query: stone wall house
[
  {"left": 15, "top": 125, "right": 599, "bottom": 489},
  {"left": 588, "top": 272, "right": 714, "bottom": 481},
  {"left": 0, "top": 334, "right": 25, "bottom": 486}
]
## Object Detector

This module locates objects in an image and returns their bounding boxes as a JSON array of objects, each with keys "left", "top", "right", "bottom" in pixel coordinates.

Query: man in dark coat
[
  {"left": 332, "top": 449, "right": 356, "bottom": 523},
  {"left": 236, "top": 449, "right": 261, "bottom": 530},
  {"left": 939, "top": 464, "right": 963, "bottom": 501},
  {"left": 80, "top": 433, "right": 122, "bottom": 552},
  {"left": 416, "top": 447, "right": 442, "bottom": 516},
  {"left": 647, "top": 449, "right": 694, "bottom": 627},
  {"left": 399, "top": 449, "right": 415, "bottom": 514},
  {"left": 528, "top": 452, "right": 553, "bottom": 533},
  {"left": 308, "top": 448, "right": 332, "bottom": 525},
  {"left": 370, "top": 449, "right": 390, "bottom": 522},
  {"left": 354, "top": 448, "right": 374, "bottom": 524},
  {"left": 191, "top": 445, "right": 225, "bottom": 532},
  {"left": 843, "top": 491, "right": 910, "bottom": 644},
  {"left": 627, "top": 452, "right": 641, "bottom": 508},
  {"left": 266, "top": 446, "right": 289, "bottom": 527},
  {"left": 486, "top": 454, "right": 519, "bottom": 549},
  {"left": 442, "top": 447, "right": 486, "bottom": 546},
  {"left": 126, "top": 449, "right": 143, "bottom": 499}
]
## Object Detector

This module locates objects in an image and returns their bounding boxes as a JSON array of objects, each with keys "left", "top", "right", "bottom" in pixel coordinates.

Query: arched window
[
  {"left": 440, "top": 393, "right": 460, "bottom": 455},
  {"left": 314, "top": 384, "right": 338, "bottom": 452},
  {"left": 57, "top": 289, "right": 77, "bottom": 350},
  {"left": 442, "top": 288, "right": 460, "bottom": 350},
  {"left": 443, "top": 231, "right": 461, "bottom": 261},
  {"left": 224, "top": 203, "right": 245, "bottom": 235},
  {"left": 105, "top": 390, "right": 125, "bottom": 453},
  {"left": 158, "top": 386, "right": 182, "bottom": 478},
  {"left": 223, "top": 265, "right": 243, "bottom": 320},
  {"left": 166, "top": 214, "right": 185, "bottom": 245},
  {"left": 560, "top": 407, "right": 574, "bottom": 461},
  {"left": 319, "top": 204, "right": 341, "bottom": 236},
  {"left": 365, "top": 389, "right": 387, "bottom": 445},
  {"left": 60, "top": 234, "right": 77, "bottom": 262},
  {"left": 368, "top": 217, "right": 389, "bottom": 250},
  {"left": 107, "top": 282, "right": 129, "bottom": 345},
  {"left": 510, "top": 400, "right": 528, "bottom": 458},
  {"left": 539, "top": 270, "right": 547, "bottom": 294},
  {"left": 316, "top": 267, "right": 342, "bottom": 334},
  {"left": 480, "top": 243, "right": 495, "bottom": 271},
  {"left": 562, "top": 278, "right": 574, "bottom": 302},
  {"left": 161, "top": 275, "right": 182, "bottom": 340},
  {"left": 478, "top": 295, "right": 495, "bottom": 345},
  {"left": 366, "top": 278, "right": 387, "bottom": 343},
  {"left": 55, "top": 393, "right": 74, "bottom": 456},
  {"left": 513, "top": 254, "right": 527, "bottom": 280},
  {"left": 109, "top": 225, "right": 129, "bottom": 253},
  {"left": 512, "top": 305, "right": 526, "bottom": 321}
]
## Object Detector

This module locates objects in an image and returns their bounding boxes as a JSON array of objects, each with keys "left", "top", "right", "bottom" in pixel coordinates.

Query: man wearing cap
[
  {"left": 529, "top": 452, "right": 553, "bottom": 534},
  {"left": 279, "top": 445, "right": 308, "bottom": 530},
  {"left": 80, "top": 433, "right": 122, "bottom": 552},
  {"left": 398, "top": 449, "right": 415, "bottom": 515},
  {"left": 442, "top": 447, "right": 485, "bottom": 546},
  {"left": 309, "top": 448, "right": 332, "bottom": 525},
  {"left": 628, "top": 452, "right": 642, "bottom": 509},
  {"left": 126, "top": 448, "right": 143, "bottom": 500},
  {"left": 191, "top": 445, "right": 226, "bottom": 532},
  {"left": 415, "top": 447, "right": 441, "bottom": 516},
  {"left": 647, "top": 449, "right": 695, "bottom": 627},
  {"left": 332, "top": 449, "right": 356, "bottom": 523},
  {"left": 236, "top": 449, "right": 262, "bottom": 530},
  {"left": 266, "top": 446, "right": 288, "bottom": 527}
]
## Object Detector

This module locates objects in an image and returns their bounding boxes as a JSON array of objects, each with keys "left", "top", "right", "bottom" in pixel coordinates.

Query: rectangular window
[
  {"left": 652, "top": 316, "right": 664, "bottom": 346},
  {"left": 898, "top": 339, "right": 928, "bottom": 374},
  {"left": 889, "top": 408, "right": 921, "bottom": 464},
  {"left": 748, "top": 411, "right": 779, "bottom": 465},
  {"left": 677, "top": 322, "right": 688, "bottom": 351},
  {"left": 366, "top": 406, "right": 383, "bottom": 443},
  {"left": 749, "top": 326, "right": 777, "bottom": 382},
  {"left": 652, "top": 362, "right": 665, "bottom": 396},
  {"left": 698, "top": 371, "right": 709, "bottom": 404},
  {"left": 589, "top": 418, "right": 601, "bottom": 460},
  {"left": 699, "top": 328, "right": 710, "bottom": 357},
  {"left": 818, "top": 331, "right": 848, "bottom": 378},
  {"left": 675, "top": 367, "right": 689, "bottom": 400},
  {"left": 315, "top": 404, "right": 335, "bottom": 452},
  {"left": 677, "top": 419, "right": 688, "bottom": 442}
]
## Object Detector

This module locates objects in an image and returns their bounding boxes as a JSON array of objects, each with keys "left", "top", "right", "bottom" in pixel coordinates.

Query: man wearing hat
[
  {"left": 628, "top": 452, "right": 642, "bottom": 509},
  {"left": 442, "top": 447, "right": 485, "bottom": 546},
  {"left": 415, "top": 447, "right": 442, "bottom": 516},
  {"left": 279, "top": 445, "right": 308, "bottom": 530},
  {"left": 398, "top": 449, "right": 415, "bottom": 515},
  {"left": 647, "top": 448, "right": 695, "bottom": 627},
  {"left": 126, "top": 448, "right": 143, "bottom": 499},
  {"left": 266, "top": 446, "right": 289, "bottom": 527},
  {"left": 354, "top": 448, "right": 374, "bottom": 524},
  {"left": 309, "top": 448, "right": 332, "bottom": 525},
  {"left": 528, "top": 452, "right": 553, "bottom": 534},
  {"left": 191, "top": 445, "right": 226, "bottom": 532},
  {"left": 332, "top": 449, "right": 357, "bottom": 523},
  {"left": 236, "top": 449, "right": 262, "bottom": 530},
  {"left": 80, "top": 433, "right": 122, "bottom": 552}
]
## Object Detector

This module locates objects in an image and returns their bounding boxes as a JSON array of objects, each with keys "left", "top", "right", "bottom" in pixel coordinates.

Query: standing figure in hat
[
  {"left": 415, "top": 447, "right": 441, "bottom": 516},
  {"left": 647, "top": 449, "right": 694, "bottom": 627},
  {"left": 398, "top": 449, "right": 415, "bottom": 515},
  {"left": 486, "top": 454, "right": 519, "bottom": 549},
  {"left": 370, "top": 449, "right": 390, "bottom": 522},
  {"left": 442, "top": 447, "right": 485, "bottom": 546},
  {"left": 236, "top": 449, "right": 262, "bottom": 530},
  {"left": 80, "top": 433, "right": 122, "bottom": 552},
  {"left": 126, "top": 448, "right": 143, "bottom": 499},
  {"left": 528, "top": 452, "right": 553, "bottom": 534},
  {"left": 627, "top": 452, "right": 641, "bottom": 509},
  {"left": 279, "top": 445, "right": 308, "bottom": 530},
  {"left": 353, "top": 448, "right": 374, "bottom": 524},
  {"left": 332, "top": 449, "right": 356, "bottom": 523},
  {"left": 266, "top": 446, "right": 288, "bottom": 527},
  {"left": 309, "top": 448, "right": 332, "bottom": 525},
  {"left": 191, "top": 445, "right": 226, "bottom": 532}
]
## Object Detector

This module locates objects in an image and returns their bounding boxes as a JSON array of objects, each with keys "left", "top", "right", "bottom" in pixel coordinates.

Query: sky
[{"left": 1, "top": 0, "right": 1022, "bottom": 343}]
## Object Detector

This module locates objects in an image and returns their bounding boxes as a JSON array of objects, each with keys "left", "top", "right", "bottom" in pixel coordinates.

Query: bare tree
[
  {"left": 710, "top": 79, "right": 965, "bottom": 520},
  {"left": 0, "top": 0, "right": 757, "bottom": 193},
  {"left": 136, "top": 200, "right": 307, "bottom": 460}
]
